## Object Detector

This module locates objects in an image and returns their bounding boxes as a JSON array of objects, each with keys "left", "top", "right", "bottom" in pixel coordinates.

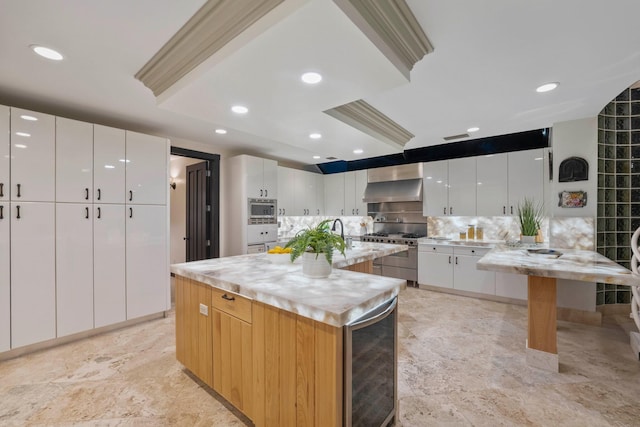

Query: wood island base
[{"left": 527, "top": 275, "right": 559, "bottom": 372}]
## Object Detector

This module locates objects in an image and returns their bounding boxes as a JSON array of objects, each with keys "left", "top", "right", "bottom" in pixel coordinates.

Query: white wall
[{"left": 169, "top": 155, "right": 202, "bottom": 264}]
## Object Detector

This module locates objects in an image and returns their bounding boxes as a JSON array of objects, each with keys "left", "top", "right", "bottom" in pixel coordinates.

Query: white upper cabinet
[
  {"left": 10, "top": 108, "right": 55, "bottom": 202},
  {"left": 476, "top": 154, "right": 508, "bottom": 216},
  {"left": 245, "top": 155, "right": 277, "bottom": 199},
  {"left": 314, "top": 173, "right": 324, "bottom": 216},
  {"left": 0, "top": 106, "right": 9, "bottom": 202},
  {"left": 448, "top": 157, "right": 476, "bottom": 216},
  {"left": 56, "top": 118, "right": 93, "bottom": 203},
  {"left": 0, "top": 200, "right": 9, "bottom": 352},
  {"left": 423, "top": 160, "right": 449, "bottom": 216},
  {"left": 277, "top": 166, "right": 324, "bottom": 216},
  {"left": 344, "top": 170, "right": 367, "bottom": 216},
  {"left": 508, "top": 148, "right": 544, "bottom": 215},
  {"left": 94, "top": 125, "right": 126, "bottom": 204},
  {"left": 56, "top": 203, "right": 94, "bottom": 337},
  {"left": 324, "top": 173, "right": 345, "bottom": 216},
  {"left": 277, "top": 166, "right": 294, "bottom": 216},
  {"left": 125, "top": 131, "right": 167, "bottom": 205}
]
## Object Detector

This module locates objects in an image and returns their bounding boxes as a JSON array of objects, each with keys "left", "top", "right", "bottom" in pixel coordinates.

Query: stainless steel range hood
[{"left": 363, "top": 163, "right": 423, "bottom": 203}]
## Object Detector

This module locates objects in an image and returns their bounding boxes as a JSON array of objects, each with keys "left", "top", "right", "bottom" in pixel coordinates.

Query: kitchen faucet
[{"left": 331, "top": 218, "right": 344, "bottom": 241}]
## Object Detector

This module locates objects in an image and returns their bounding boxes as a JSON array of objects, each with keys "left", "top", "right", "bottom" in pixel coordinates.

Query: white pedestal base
[
  {"left": 526, "top": 339, "right": 559, "bottom": 372},
  {"left": 631, "top": 331, "right": 640, "bottom": 361}
]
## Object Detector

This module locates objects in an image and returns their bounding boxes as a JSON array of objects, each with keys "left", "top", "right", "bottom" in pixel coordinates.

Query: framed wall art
[{"left": 558, "top": 190, "right": 587, "bottom": 208}]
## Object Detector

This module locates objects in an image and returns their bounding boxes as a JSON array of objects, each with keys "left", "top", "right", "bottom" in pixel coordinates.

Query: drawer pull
[{"left": 221, "top": 294, "right": 235, "bottom": 301}]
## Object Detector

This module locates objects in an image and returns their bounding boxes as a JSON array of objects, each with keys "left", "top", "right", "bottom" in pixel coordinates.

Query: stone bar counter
[
  {"left": 477, "top": 245, "right": 640, "bottom": 372},
  {"left": 170, "top": 241, "right": 406, "bottom": 426}
]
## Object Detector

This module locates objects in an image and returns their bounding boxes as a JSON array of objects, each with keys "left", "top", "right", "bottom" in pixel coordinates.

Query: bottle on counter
[
  {"left": 459, "top": 230, "right": 467, "bottom": 240},
  {"left": 476, "top": 226, "right": 484, "bottom": 240},
  {"left": 467, "top": 225, "right": 475, "bottom": 240}
]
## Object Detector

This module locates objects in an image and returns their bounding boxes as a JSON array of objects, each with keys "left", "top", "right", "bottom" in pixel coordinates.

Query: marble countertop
[
  {"left": 477, "top": 245, "right": 640, "bottom": 287},
  {"left": 418, "top": 238, "right": 503, "bottom": 248},
  {"left": 171, "top": 242, "right": 407, "bottom": 327}
]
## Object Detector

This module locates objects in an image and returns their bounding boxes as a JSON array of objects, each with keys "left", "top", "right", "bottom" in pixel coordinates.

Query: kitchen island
[
  {"left": 171, "top": 241, "right": 406, "bottom": 426},
  {"left": 477, "top": 244, "right": 640, "bottom": 372}
]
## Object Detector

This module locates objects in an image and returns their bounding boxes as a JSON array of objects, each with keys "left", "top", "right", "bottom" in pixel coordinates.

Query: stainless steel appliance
[
  {"left": 247, "top": 198, "right": 277, "bottom": 224},
  {"left": 247, "top": 241, "right": 278, "bottom": 254},
  {"left": 362, "top": 231, "right": 424, "bottom": 285},
  {"left": 344, "top": 296, "right": 398, "bottom": 427}
]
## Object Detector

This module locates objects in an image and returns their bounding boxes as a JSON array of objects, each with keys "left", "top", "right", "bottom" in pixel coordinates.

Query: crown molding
[
  {"left": 333, "top": 0, "right": 433, "bottom": 79},
  {"left": 135, "top": 0, "right": 283, "bottom": 98},
  {"left": 324, "top": 100, "right": 413, "bottom": 150}
]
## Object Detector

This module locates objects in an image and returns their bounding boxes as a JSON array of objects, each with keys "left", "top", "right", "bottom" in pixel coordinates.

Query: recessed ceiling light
[
  {"left": 536, "top": 82, "right": 559, "bottom": 93},
  {"left": 301, "top": 72, "right": 322, "bottom": 84},
  {"left": 353, "top": 149, "right": 363, "bottom": 154},
  {"left": 15, "top": 132, "right": 30, "bottom": 137},
  {"left": 313, "top": 155, "right": 321, "bottom": 159},
  {"left": 215, "top": 129, "right": 227, "bottom": 135},
  {"left": 231, "top": 105, "right": 248, "bottom": 114},
  {"left": 20, "top": 115, "right": 38, "bottom": 121},
  {"left": 14, "top": 144, "right": 27, "bottom": 149},
  {"left": 467, "top": 127, "right": 480, "bottom": 133},
  {"left": 309, "top": 133, "right": 322, "bottom": 139},
  {"left": 30, "top": 45, "right": 64, "bottom": 61}
]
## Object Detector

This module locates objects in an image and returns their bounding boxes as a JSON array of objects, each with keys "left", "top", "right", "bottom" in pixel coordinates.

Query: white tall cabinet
[
  {"left": 0, "top": 105, "right": 9, "bottom": 351},
  {"left": 125, "top": 131, "right": 167, "bottom": 205}
]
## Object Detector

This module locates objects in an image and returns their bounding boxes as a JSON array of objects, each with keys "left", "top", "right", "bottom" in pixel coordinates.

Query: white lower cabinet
[
  {"left": 0, "top": 202, "right": 9, "bottom": 352},
  {"left": 126, "top": 205, "right": 168, "bottom": 320},
  {"left": 495, "top": 272, "right": 528, "bottom": 300},
  {"left": 247, "top": 224, "right": 277, "bottom": 244},
  {"left": 11, "top": 202, "right": 56, "bottom": 348},
  {"left": 94, "top": 204, "right": 126, "bottom": 328},
  {"left": 418, "top": 245, "right": 453, "bottom": 288},
  {"left": 56, "top": 203, "right": 94, "bottom": 337}
]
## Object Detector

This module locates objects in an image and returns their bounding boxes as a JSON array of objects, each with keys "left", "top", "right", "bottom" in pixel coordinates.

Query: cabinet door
[
  {"left": 94, "top": 125, "right": 126, "bottom": 204},
  {"left": 314, "top": 174, "right": 325, "bottom": 215},
  {"left": 262, "top": 158, "right": 278, "bottom": 199},
  {"left": 305, "top": 171, "right": 317, "bottom": 215},
  {"left": 126, "top": 205, "right": 168, "bottom": 319},
  {"left": 292, "top": 169, "right": 307, "bottom": 215},
  {"left": 10, "top": 108, "right": 55, "bottom": 202},
  {"left": 453, "top": 255, "right": 495, "bottom": 294},
  {"left": 448, "top": 157, "right": 476, "bottom": 216},
  {"left": 354, "top": 170, "right": 368, "bottom": 216},
  {"left": 495, "top": 272, "right": 528, "bottom": 300},
  {"left": 422, "top": 161, "right": 448, "bottom": 216},
  {"left": 344, "top": 171, "right": 356, "bottom": 215},
  {"left": 94, "top": 204, "right": 126, "bottom": 328},
  {"left": 418, "top": 251, "right": 453, "bottom": 288},
  {"left": 125, "top": 131, "right": 167, "bottom": 205},
  {"left": 213, "top": 309, "right": 252, "bottom": 414},
  {"left": 476, "top": 153, "right": 508, "bottom": 216},
  {"left": 11, "top": 202, "right": 56, "bottom": 348},
  {"left": 0, "top": 202, "right": 9, "bottom": 351},
  {"left": 0, "top": 105, "right": 9, "bottom": 202},
  {"left": 508, "top": 149, "right": 544, "bottom": 215},
  {"left": 245, "top": 156, "right": 264, "bottom": 199},
  {"left": 324, "top": 173, "right": 345, "bottom": 216},
  {"left": 56, "top": 118, "right": 93, "bottom": 203},
  {"left": 56, "top": 203, "right": 94, "bottom": 337},
  {"left": 277, "top": 167, "right": 294, "bottom": 216}
]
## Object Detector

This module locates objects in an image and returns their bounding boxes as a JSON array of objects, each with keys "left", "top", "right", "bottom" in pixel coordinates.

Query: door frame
[{"left": 170, "top": 147, "right": 220, "bottom": 259}]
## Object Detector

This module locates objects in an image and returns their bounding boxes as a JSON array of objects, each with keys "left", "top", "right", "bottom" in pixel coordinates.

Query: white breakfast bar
[{"left": 477, "top": 245, "right": 640, "bottom": 372}]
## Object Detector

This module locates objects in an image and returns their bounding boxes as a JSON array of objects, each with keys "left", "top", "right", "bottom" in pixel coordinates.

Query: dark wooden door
[{"left": 186, "top": 161, "right": 208, "bottom": 261}]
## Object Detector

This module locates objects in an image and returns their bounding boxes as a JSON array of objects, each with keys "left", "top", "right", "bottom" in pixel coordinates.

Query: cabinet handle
[
  {"left": 265, "top": 189, "right": 268, "bottom": 197},
  {"left": 0, "top": 183, "right": 3, "bottom": 197},
  {"left": 455, "top": 256, "right": 458, "bottom": 265},
  {"left": 352, "top": 209, "right": 355, "bottom": 215},
  {"left": 443, "top": 207, "right": 446, "bottom": 215},
  {"left": 317, "top": 209, "right": 319, "bottom": 215},
  {"left": 16, "top": 184, "right": 21, "bottom": 198},
  {"left": 356, "top": 209, "right": 359, "bottom": 215},
  {"left": 129, "top": 207, "right": 133, "bottom": 218},
  {"left": 97, "top": 188, "right": 101, "bottom": 200},
  {"left": 221, "top": 294, "right": 235, "bottom": 301},
  {"left": 283, "top": 208, "right": 285, "bottom": 215},
  {"left": 448, "top": 255, "right": 451, "bottom": 264},
  {"left": 129, "top": 190, "right": 133, "bottom": 202},
  {"left": 450, "top": 207, "right": 453, "bottom": 215},
  {"left": 260, "top": 189, "right": 263, "bottom": 197},
  {"left": 471, "top": 250, "right": 475, "bottom": 254},
  {"left": 85, "top": 188, "right": 89, "bottom": 200},
  {"left": 0, "top": 205, "right": 3, "bottom": 219},
  {"left": 16, "top": 205, "right": 20, "bottom": 219},
  {"left": 503, "top": 206, "right": 506, "bottom": 214},
  {"left": 97, "top": 207, "right": 101, "bottom": 219},
  {"left": 510, "top": 206, "right": 513, "bottom": 215},
  {"left": 85, "top": 207, "right": 89, "bottom": 219},
  {"left": 341, "top": 209, "right": 344, "bottom": 215}
]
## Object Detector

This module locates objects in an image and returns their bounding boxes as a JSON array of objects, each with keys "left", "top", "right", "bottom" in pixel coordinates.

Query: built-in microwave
[{"left": 248, "top": 198, "right": 277, "bottom": 224}]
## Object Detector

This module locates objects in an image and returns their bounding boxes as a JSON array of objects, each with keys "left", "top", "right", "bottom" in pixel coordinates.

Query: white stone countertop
[
  {"left": 170, "top": 242, "right": 407, "bottom": 327},
  {"left": 417, "top": 238, "right": 503, "bottom": 248},
  {"left": 476, "top": 244, "right": 640, "bottom": 287}
]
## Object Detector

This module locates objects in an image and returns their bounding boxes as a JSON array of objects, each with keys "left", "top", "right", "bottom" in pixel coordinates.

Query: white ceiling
[{"left": 1, "top": 0, "right": 639, "bottom": 166}]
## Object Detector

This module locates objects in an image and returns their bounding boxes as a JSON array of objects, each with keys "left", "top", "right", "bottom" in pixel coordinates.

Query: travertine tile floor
[{"left": 1, "top": 287, "right": 640, "bottom": 426}]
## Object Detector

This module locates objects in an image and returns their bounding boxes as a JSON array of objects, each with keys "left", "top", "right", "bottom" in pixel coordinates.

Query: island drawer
[{"left": 211, "top": 288, "right": 252, "bottom": 323}]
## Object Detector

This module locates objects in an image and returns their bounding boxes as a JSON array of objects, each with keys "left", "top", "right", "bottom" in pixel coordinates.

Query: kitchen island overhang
[
  {"left": 171, "top": 242, "right": 406, "bottom": 426},
  {"left": 477, "top": 245, "right": 640, "bottom": 372}
]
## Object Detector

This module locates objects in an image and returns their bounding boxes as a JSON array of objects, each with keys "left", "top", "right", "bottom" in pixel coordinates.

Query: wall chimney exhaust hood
[{"left": 363, "top": 163, "right": 423, "bottom": 203}]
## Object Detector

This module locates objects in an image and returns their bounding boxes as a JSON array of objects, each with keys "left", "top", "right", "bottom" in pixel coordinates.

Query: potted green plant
[
  {"left": 517, "top": 197, "right": 543, "bottom": 243},
  {"left": 284, "top": 219, "right": 346, "bottom": 278}
]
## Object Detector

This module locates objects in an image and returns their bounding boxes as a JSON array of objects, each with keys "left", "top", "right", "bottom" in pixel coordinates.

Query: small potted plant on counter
[
  {"left": 517, "top": 197, "right": 543, "bottom": 243},
  {"left": 284, "top": 219, "right": 346, "bottom": 278}
]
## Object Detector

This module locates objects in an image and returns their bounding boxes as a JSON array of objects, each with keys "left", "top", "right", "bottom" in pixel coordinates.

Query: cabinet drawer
[
  {"left": 454, "top": 247, "right": 491, "bottom": 257},
  {"left": 211, "top": 288, "right": 252, "bottom": 323},
  {"left": 418, "top": 244, "right": 453, "bottom": 254}
]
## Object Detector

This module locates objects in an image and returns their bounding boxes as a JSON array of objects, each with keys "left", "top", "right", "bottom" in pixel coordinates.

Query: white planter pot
[
  {"left": 520, "top": 235, "right": 536, "bottom": 243},
  {"left": 302, "top": 252, "right": 332, "bottom": 278}
]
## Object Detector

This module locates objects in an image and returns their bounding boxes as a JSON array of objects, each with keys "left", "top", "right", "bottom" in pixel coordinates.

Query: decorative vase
[
  {"left": 302, "top": 252, "right": 332, "bottom": 278},
  {"left": 520, "top": 235, "right": 536, "bottom": 243}
]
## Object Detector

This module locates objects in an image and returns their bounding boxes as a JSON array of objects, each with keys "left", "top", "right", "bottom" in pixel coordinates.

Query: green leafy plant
[
  {"left": 284, "top": 219, "right": 346, "bottom": 264},
  {"left": 517, "top": 197, "right": 543, "bottom": 236}
]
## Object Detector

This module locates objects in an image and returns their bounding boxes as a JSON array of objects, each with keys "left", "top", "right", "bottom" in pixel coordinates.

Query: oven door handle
[{"left": 347, "top": 297, "right": 397, "bottom": 330}]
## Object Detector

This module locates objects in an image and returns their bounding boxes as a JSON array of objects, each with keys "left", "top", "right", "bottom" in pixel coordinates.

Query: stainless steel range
[{"left": 362, "top": 231, "right": 425, "bottom": 285}]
